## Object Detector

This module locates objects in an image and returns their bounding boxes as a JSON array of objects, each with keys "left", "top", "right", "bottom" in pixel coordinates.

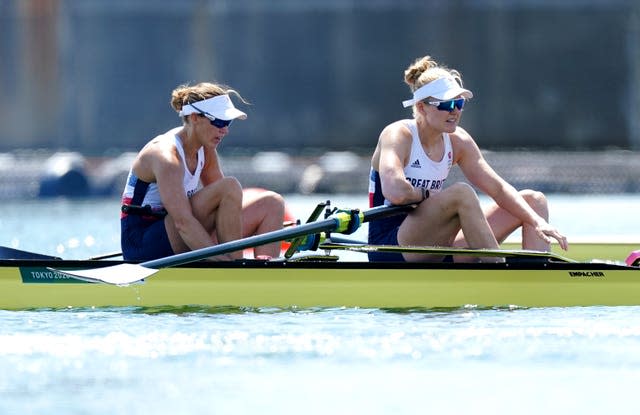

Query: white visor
[
  {"left": 178, "top": 94, "right": 247, "bottom": 120},
  {"left": 402, "top": 77, "right": 473, "bottom": 108}
]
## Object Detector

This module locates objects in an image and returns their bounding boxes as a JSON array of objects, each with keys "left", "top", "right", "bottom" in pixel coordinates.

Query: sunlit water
[{"left": 0, "top": 194, "right": 639, "bottom": 414}]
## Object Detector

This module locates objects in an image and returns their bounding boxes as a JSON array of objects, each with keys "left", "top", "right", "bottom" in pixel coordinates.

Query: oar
[
  {"left": 87, "top": 251, "right": 123, "bottom": 260},
  {"left": 51, "top": 203, "right": 416, "bottom": 285},
  {"left": 317, "top": 243, "right": 576, "bottom": 262},
  {"left": 91, "top": 220, "right": 296, "bottom": 260},
  {"left": 0, "top": 218, "right": 319, "bottom": 262}
]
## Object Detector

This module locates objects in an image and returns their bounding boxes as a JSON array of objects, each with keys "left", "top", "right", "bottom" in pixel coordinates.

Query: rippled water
[
  {"left": 2, "top": 306, "right": 640, "bottom": 414},
  {"left": 0, "top": 195, "right": 639, "bottom": 414}
]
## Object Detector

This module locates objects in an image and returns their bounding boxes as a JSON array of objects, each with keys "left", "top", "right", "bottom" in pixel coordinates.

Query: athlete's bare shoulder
[{"left": 380, "top": 119, "right": 412, "bottom": 145}]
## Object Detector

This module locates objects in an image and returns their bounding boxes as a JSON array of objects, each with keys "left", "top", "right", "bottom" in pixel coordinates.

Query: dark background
[{"left": 1, "top": 0, "right": 639, "bottom": 155}]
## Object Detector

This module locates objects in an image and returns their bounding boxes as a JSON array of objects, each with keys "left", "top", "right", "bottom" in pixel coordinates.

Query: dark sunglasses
[
  {"left": 427, "top": 98, "right": 466, "bottom": 112},
  {"left": 189, "top": 103, "right": 233, "bottom": 128}
]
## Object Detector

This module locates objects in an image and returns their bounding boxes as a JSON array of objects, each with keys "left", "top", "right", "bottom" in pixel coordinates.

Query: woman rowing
[
  {"left": 121, "top": 82, "right": 285, "bottom": 261},
  {"left": 368, "top": 55, "right": 568, "bottom": 262}
]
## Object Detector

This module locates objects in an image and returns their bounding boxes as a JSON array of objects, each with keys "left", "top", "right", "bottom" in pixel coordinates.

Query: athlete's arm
[{"left": 376, "top": 122, "right": 424, "bottom": 205}]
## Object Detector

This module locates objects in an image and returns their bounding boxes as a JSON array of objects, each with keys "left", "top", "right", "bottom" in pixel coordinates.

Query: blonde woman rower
[
  {"left": 121, "top": 82, "right": 285, "bottom": 261},
  {"left": 368, "top": 55, "right": 568, "bottom": 262}
]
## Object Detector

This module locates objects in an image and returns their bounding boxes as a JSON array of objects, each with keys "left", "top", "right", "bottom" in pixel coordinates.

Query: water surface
[{"left": 0, "top": 195, "right": 638, "bottom": 414}]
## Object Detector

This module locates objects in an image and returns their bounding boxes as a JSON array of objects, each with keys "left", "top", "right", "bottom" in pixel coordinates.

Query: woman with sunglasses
[
  {"left": 120, "top": 82, "right": 285, "bottom": 261},
  {"left": 368, "top": 55, "right": 568, "bottom": 262}
]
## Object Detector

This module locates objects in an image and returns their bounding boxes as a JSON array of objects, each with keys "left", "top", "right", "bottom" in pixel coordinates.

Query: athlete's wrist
[{"left": 420, "top": 187, "right": 429, "bottom": 202}]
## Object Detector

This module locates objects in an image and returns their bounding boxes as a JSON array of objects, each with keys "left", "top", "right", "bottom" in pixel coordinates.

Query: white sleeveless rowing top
[
  {"left": 368, "top": 119, "right": 453, "bottom": 206},
  {"left": 403, "top": 119, "right": 453, "bottom": 192},
  {"left": 121, "top": 127, "right": 205, "bottom": 214}
]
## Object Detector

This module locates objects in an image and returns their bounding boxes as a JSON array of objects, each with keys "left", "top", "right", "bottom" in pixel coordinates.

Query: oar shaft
[
  {"left": 141, "top": 203, "right": 416, "bottom": 269},
  {"left": 88, "top": 251, "right": 122, "bottom": 260},
  {"left": 141, "top": 218, "right": 340, "bottom": 269},
  {"left": 52, "top": 203, "right": 417, "bottom": 285}
]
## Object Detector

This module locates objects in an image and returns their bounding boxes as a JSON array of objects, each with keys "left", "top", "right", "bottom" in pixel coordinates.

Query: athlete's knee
[
  {"left": 448, "top": 182, "right": 482, "bottom": 210},
  {"left": 520, "top": 189, "right": 548, "bottom": 216},
  {"left": 448, "top": 182, "right": 477, "bottom": 198},
  {"left": 219, "top": 177, "right": 243, "bottom": 199},
  {"left": 253, "top": 191, "right": 286, "bottom": 225},
  {"left": 221, "top": 176, "right": 242, "bottom": 191},
  {"left": 262, "top": 191, "right": 285, "bottom": 213}
]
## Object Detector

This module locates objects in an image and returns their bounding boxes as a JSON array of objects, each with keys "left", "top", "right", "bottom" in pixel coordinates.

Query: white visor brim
[
  {"left": 402, "top": 77, "right": 473, "bottom": 108},
  {"left": 179, "top": 94, "right": 247, "bottom": 120}
]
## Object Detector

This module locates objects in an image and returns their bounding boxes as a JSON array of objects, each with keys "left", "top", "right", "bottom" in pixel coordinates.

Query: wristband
[{"left": 421, "top": 187, "right": 429, "bottom": 201}]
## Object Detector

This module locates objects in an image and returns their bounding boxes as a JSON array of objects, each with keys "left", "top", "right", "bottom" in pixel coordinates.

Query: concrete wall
[{"left": 1, "top": 0, "right": 639, "bottom": 154}]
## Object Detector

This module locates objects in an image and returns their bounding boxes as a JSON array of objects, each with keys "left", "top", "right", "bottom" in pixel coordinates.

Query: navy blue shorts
[
  {"left": 368, "top": 219, "right": 453, "bottom": 263},
  {"left": 121, "top": 215, "right": 174, "bottom": 261},
  {"left": 368, "top": 225, "right": 406, "bottom": 262}
]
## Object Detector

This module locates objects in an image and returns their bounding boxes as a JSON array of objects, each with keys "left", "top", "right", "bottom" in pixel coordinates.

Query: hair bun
[{"left": 404, "top": 55, "right": 438, "bottom": 87}]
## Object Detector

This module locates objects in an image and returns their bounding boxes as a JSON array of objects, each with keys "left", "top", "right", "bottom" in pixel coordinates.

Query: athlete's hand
[{"left": 536, "top": 223, "right": 568, "bottom": 251}]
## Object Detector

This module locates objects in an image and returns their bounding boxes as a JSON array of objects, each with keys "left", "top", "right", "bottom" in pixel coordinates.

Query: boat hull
[{"left": 2, "top": 258, "right": 639, "bottom": 309}]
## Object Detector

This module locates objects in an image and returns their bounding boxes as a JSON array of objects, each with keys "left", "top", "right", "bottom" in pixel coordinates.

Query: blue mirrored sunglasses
[
  {"left": 427, "top": 98, "right": 466, "bottom": 112},
  {"left": 201, "top": 114, "right": 233, "bottom": 129},
  {"left": 189, "top": 103, "right": 233, "bottom": 128}
]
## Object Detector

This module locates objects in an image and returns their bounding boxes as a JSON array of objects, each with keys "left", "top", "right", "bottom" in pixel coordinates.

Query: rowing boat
[
  {"left": 1, "top": 202, "right": 638, "bottom": 310},
  {"left": 0, "top": 242, "right": 637, "bottom": 310}
]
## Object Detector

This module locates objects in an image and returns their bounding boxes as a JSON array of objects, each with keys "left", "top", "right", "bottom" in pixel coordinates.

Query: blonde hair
[
  {"left": 404, "top": 55, "right": 464, "bottom": 93},
  {"left": 170, "top": 82, "right": 248, "bottom": 114}
]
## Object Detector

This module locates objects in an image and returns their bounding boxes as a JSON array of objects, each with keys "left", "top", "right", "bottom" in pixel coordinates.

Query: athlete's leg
[
  {"left": 398, "top": 182, "right": 500, "bottom": 262},
  {"left": 480, "top": 189, "right": 551, "bottom": 251},
  {"left": 240, "top": 189, "right": 286, "bottom": 258},
  {"left": 165, "top": 176, "right": 243, "bottom": 259}
]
